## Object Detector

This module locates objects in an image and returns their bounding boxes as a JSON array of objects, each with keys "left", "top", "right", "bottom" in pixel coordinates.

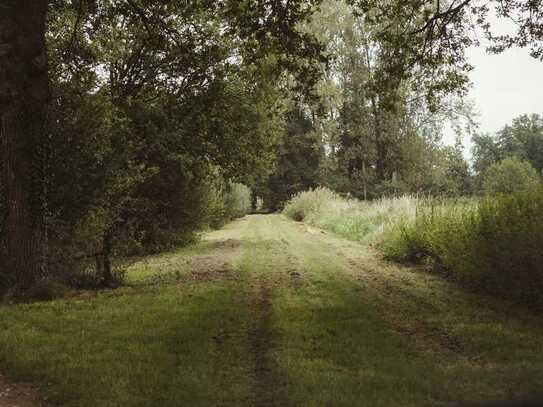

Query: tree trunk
[
  {"left": 0, "top": 1, "right": 49, "bottom": 289},
  {"left": 102, "top": 231, "right": 113, "bottom": 287},
  {"left": 251, "top": 190, "right": 258, "bottom": 213},
  {"left": 371, "top": 98, "right": 386, "bottom": 182},
  {"left": 362, "top": 160, "right": 367, "bottom": 201},
  {"left": 375, "top": 137, "right": 387, "bottom": 182}
]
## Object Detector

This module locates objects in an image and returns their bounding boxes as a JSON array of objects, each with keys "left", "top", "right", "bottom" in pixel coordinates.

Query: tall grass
[
  {"left": 283, "top": 187, "right": 418, "bottom": 244},
  {"left": 284, "top": 187, "right": 543, "bottom": 306}
]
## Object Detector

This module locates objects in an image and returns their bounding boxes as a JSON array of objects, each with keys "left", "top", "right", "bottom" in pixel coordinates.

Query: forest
[{"left": 1, "top": 0, "right": 543, "bottom": 406}]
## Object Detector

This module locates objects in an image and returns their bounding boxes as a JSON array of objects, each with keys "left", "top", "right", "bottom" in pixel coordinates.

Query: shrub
[
  {"left": 383, "top": 188, "right": 543, "bottom": 306},
  {"left": 209, "top": 181, "right": 252, "bottom": 229},
  {"left": 224, "top": 183, "right": 252, "bottom": 220},
  {"left": 482, "top": 157, "right": 540, "bottom": 195},
  {"left": 471, "top": 188, "right": 543, "bottom": 302},
  {"left": 283, "top": 187, "right": 341, "bottom": 224}
]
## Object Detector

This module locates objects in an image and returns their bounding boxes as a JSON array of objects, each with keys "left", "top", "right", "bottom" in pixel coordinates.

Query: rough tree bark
[{"left": 0, "top": 0, "right": 49, "bottom": 289}]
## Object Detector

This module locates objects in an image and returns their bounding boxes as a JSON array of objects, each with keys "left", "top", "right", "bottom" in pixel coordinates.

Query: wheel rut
[{"left": 249, "top": 282, "right": 276, "bottom": 407}]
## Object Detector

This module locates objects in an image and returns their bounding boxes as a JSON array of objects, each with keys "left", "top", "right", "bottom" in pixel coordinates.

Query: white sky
[
  {"left": 468, "top": 46, "right": 542, "bottom": 133},
  {"left": 443, "top": 16, "right": 543, "bottom": 158}
]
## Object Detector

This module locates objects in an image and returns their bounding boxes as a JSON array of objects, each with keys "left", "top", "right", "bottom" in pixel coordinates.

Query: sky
[
  {"left": 467, "top": 46, "right": 543, "bottom": 133},
  {"left": 443, "top": 19, "right": 543, "bottom": 157}
]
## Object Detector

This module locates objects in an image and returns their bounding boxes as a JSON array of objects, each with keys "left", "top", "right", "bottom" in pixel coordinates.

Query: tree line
[{"left": 258, "top": 0, "right": 543, "bottom": 207}]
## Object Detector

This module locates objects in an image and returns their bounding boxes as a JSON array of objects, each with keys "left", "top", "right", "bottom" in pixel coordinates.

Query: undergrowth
[
  {"left": 283, "top": 187, "right": 417, "bottom": 243},
  {"left": 284, "top": 187, "right": 543, "bottom": 306}
]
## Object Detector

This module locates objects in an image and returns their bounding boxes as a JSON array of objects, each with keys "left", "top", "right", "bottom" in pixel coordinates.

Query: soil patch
[
  {"left": 248, "top": 281, "right": 288, "bottom": 407},
  {"left": 0, "top": 373, "right": 49, "bottom": 407}
]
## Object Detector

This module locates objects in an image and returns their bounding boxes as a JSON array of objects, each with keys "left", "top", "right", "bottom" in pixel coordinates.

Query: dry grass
[{"left": 283, "top": 187, "right": 419, "bottom": 243}]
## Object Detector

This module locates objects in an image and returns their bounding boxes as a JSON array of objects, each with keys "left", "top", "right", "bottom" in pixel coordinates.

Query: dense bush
[
  {"left": 472, "top": 189, "right": 543, "bottom": 302},
  {"left": 379, "top": 201, "right": 478, "bottom": 271},
  {"left": 382, "top": 188, "right": 543, "bottom": 306},
  {"left": 482, "top": 157, "right": 540, "bottom": 195},
  {"left": 47, "top": 168, "right": 252, "bottom": 290},
  {"left": 224, "top": 183, "right": 252, "bottom": 220},
  {"left": 283, "top": 187, "right": 340, "bottom": 222},
  {"left": 209, "top": 182, "right": 252, "bottom": 228}
]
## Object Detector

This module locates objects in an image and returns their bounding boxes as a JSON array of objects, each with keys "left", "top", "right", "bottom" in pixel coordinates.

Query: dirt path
[
  {"left": 235, "top": 215, "right": 543, "bottom": 405},
  {"left": 239, "top": 215, "right": 293, "bottom": 407},
  {"left": 248, "top": 283, "right": 275, "bottom": 406},
  {"left": 0, "top": 373, "right": 48, "bottom": 407}
]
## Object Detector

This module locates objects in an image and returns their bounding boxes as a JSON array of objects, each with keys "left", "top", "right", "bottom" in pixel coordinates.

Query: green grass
[
  {"left": 380, "top": 189, "right": 543, "bottom": 305},
  {"left": 284, "top": 187, "right": 543, "bottom": 306},
  {"left": 0, "top": 233, "right": 253, "bottom": 407},
  {"left": 0, "top": 286, "right": 251, "bottom": 406},
  {"left": 236, "top": 215, "right": 445, "bottom": 405},
  {"left": 272, "top": 261, "right": 446, "bottom": 406},
  {"left": 270, "top": 215, "right": 543, "bottom": 405},
  {"left": 1, "top": 215, "right": 543, "bottom": 406}
]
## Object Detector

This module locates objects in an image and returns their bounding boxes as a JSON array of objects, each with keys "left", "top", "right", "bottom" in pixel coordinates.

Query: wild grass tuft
[{"left": 283, "top": 187, "right": 417, "bottom": 244}]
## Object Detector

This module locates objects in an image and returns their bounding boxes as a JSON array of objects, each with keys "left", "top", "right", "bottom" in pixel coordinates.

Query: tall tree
[
  {"left": 472, "top": 114, "right": 543, "bottom": 191},
  {"left": 304, "top": 0, "right": 475, "bottom": 198},
  {"left": 262, "top": 105, "right": 324, "bottom": 211},
  {"left": 2, "top": 0, "right": 325, "bottom": 290},
  {"left": 0, "top": 1, "right": 49, "bottom": 289}
]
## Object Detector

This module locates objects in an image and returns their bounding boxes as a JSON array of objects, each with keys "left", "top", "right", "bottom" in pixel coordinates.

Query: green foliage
[
  {"left": 382, "top": 188, "right": 543, "bottom": 306},
  {"left": 224, "top": 183, "right": 252, "bottom": 220},
  {"left": 283, "top": 187, "right": 341, "bottom": 223},
  {"left": 473, "top": 190, "right": 543, "bottom": 302},
  {"left": 287, "top": 185, "right": 543, "bottom": 306},
  {"left": 482, "top": 157, "right": 541, "bottom": 195},
  {"left": 260, "top": 106, "right": 324, "bottom": 211},
  {"left": 209, "top": 181, "right": 253, "bottom": 229},
  {"left": 302, "top": 0, "right": 474, "bottom": 200},
  {"left": 380, "top": 200, "right": 478, "bottom": 269},
  {"left": 472, "top": 114, "right": 543, "bottom": 190},
  {"left": 37, "top": 0, "right": 307, "bottom": 289}
]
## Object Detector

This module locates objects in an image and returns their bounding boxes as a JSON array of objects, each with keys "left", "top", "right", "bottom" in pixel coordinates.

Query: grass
[
  {"left": 0, "top": 224, "right": 254, "bottom": 407},
  {"left": 0, "top": 284, "right": 251, "bottom": 406},
  {"left": 266, "top": 215, "right": 543, "bottom": 405},
  {"left": 283, "top": 187, "right": 417, "bottom": 243},
  {"left": 1, "top": 215, "right": 543, "bottom": 405},
  {"left": 380, "top": 189, "right": 543, "bottom": 305},
  {"left": 284, "top": 187, "right": 543, "bottom": 306},
  {"left": 237, "top": 215, "right": 447, "bottom": 406}
]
